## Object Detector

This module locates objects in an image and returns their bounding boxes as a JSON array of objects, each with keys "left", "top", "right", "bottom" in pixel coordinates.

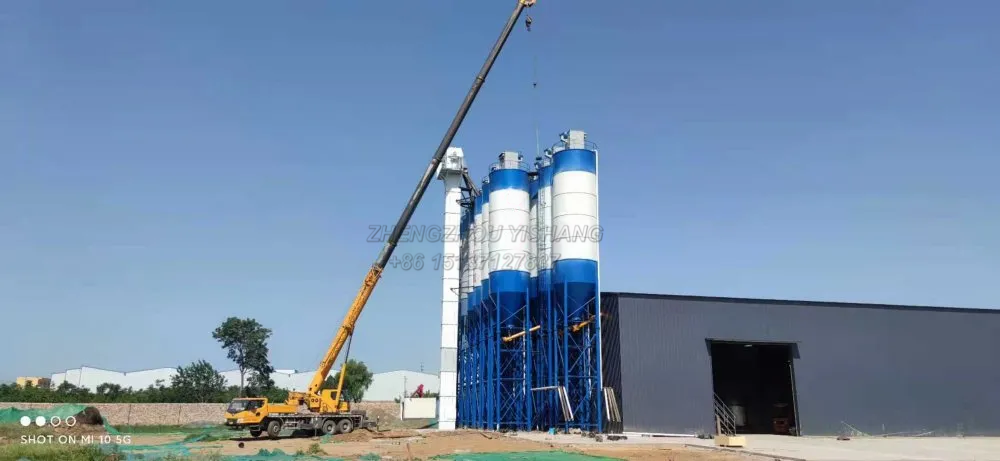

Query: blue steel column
[
  {"left": 462, "top": 204, "right": 474, "bottom": 427},
  {"left": 457, "top": 206, "right": 468, "bottom": 426},
  {"left": 481, "top": 177, "right": 495, "bottom": 429},
  {"left": 489, "top": 153, "right": 532, "bottom": 431},
  {"left": 551, "top": 131, "right": 602, "bottom": 432},
  {"left": 472, "top": 188, "right": 485, "bottom": 428}
]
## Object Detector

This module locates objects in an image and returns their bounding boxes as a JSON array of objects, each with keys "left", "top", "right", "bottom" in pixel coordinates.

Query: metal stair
[{"left": 713, "top": 393, "right": 736, "bottom": 436}]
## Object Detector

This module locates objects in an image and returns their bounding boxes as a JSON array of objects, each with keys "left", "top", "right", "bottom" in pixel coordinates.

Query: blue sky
[{"left": 2, "top": 0, "right": 998, "bottom": 381}]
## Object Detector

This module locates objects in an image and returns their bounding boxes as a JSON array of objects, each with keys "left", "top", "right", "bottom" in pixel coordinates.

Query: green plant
[
  {"left": 306, "top": 442, "right": 326, "bottom": 455},
  {"left": 0, "top": 422, "right": 56, "bottom": 440},
  {"left": 0, "top": 443, "right": 104, "bottom": 461}
]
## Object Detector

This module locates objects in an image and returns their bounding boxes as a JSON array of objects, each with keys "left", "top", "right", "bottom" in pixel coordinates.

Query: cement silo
[
  {"left": 533, "top": 151, "right": 556, "bottom": 429},
  {"left": 488, "top": 151, "right": 533, "bottom": 430},
  {"left": 551, "top": 130, "right": 603, "bottom": 432},
  {"left": 476, "top": 176, "right": 496, "bottom": 428},
  {"left": 454, "top": 131, "right": 602, "bottom": 433},
  {"left": 529, "top": 173, "right": 539, "bottom": 343}
]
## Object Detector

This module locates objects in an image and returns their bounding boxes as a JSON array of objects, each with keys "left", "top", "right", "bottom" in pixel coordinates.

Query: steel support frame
[
  {"left": 496, "top": 287, "right": 532, "bottom": 430},
  {"left": 555, "top": 289, "right": 603, "bottom": 433}
]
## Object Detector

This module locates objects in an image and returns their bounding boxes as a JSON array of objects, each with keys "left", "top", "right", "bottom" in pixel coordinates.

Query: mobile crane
[{"left": 224, "top": 0, "right": 537, "bottom": 439}]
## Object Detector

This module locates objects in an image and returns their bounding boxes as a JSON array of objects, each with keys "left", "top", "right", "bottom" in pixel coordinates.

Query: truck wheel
[
  {"left": 265, "top": 420, "right": 282, "bottom": 439},
  {"left": 337, "top": 418, "right": 354, "bottom": 434},
  {"left": 249, "top": 429, "right": 262, "bottom": 438},
  {"left": 322, "top": 419, "right": 337, "bottom": 435}
]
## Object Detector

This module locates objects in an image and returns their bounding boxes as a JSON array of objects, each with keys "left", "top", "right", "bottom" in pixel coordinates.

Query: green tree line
[
  {"left": 1, "top": 360, "right": 289, "bottom": 404},
  {"left": 3, "top": 317, "right": 375, "bottom": 404},
  {"left": 2, "top": 359, "right": 374, "bottom": 404}
]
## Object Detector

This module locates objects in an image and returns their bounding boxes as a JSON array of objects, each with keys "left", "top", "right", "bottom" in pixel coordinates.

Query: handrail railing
[{"left": 713, "top": 393, "right": 736, "bottom": 436}]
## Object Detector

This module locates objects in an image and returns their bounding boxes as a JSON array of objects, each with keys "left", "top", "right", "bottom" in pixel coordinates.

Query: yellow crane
[{"left": 224, "top": 0, "right": 536, "bottom": 439}]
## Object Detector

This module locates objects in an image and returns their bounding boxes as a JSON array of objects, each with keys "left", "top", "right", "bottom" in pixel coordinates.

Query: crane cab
[
  {"left": 319, "top": 388, "right": 352, "bottom": 413},
  {"left": 225, "top": 398, "right": 268, "bottom": 426}
]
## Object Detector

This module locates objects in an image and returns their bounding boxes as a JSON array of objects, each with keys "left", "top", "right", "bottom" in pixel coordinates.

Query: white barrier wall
[{"left": 401, "top": 397, "right": 439, "bottom": 419}]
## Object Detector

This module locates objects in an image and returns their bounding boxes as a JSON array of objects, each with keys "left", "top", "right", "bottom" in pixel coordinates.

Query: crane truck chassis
[
  {"left": 223, "top": 0, "right": 536, "bottom": 439},
  {"left": 224, "top": 397, "right": 377, "bottom": 438}
]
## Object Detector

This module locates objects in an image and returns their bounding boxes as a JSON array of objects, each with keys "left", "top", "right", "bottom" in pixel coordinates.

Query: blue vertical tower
[
  {"left": 489, "top": 152, "right": 533, "bottom": 430},
  {"left": 471, "top": 186, "right": 485, "bottom": 428},
  {"left": 551, "top": 130, "right": 603, "bottom": 432},
  {"left": 480, "top": 176, "right": 496, "bottom": 429},
  {"left": 528, "top": 171, "right": 542, "bottom": 429},
  {"left": 535, "top": 153, "right": 557, "bottom": 430},
  {"left": 457, "top": 205, "right": 469, "bottom": 427}
]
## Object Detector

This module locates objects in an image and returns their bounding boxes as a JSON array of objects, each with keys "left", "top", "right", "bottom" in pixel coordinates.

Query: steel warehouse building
[{"left": 600, "top": 292, "right": 1000, "bottom": 436}]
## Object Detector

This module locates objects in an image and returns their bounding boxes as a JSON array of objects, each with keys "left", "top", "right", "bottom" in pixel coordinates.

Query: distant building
[
  {"left": 48, "top": 366, "right": 438, "bottom": 402},
  {"left": 15, "top": 377, "right": 51, "bottom": 389}
]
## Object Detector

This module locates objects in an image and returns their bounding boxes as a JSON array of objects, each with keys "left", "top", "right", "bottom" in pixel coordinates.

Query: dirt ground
[
  {"left": 170, "top": 430, "right": 747, "bottom": 460},
  {"left": 3, "top": 423, "right": 747, "bottom": 460}
]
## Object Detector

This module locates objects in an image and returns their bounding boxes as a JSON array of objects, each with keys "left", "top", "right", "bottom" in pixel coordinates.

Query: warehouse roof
[{"left": 605, "top": 291, "right": 999, "bottom": 315}]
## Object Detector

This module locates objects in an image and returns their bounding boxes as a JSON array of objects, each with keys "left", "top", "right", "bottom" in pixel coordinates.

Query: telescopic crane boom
[
  {"left": 224, "top": 1, "right": 537, "bottom": 438},
  {"left": 288, "top": 0, "right": 537, "bottom": 413}
]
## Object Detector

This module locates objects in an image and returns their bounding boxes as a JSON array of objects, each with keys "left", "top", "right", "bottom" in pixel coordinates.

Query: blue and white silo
[
  {"left": 528, "top": 174, "right": 539, "bottom": 332},
  {"left": 489, "top": 151, "right": 533, "bottom": 430},
  {"left": 469, "top": 185, "right": 484, "bottom": 428},
  {"left": 534, "top": 151, "right": 556, "bottom": 428},
  {"left": 551, "top": 130, "right": 602, "bottom": 432},
  {"left": 481, "top": 175, "right": 496, "bottom": 428}
]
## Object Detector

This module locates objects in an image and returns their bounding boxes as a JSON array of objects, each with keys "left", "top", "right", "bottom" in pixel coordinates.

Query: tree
[
  {"left": 244, "top": 369, "right": 276, "bottom": 397},
  {"left": 171, "top": 360, "right": 227, "bottom": 403},
  {"left": 213, "top": 317, "right": 274, "bottom": 397},
  {"left": 96, "top": 383, "right": 126, "bottom": 401},
  {"left": 322, "top": 359, "right": 374, "bottom": 403}
]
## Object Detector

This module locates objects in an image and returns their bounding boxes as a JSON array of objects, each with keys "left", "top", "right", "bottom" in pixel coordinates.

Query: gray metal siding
[
  {"left": 600, "top": 293, "right": 624, "bottom": 433},
  {"left": 612, "top": 293, "right": 1000, "bottom": 436}
]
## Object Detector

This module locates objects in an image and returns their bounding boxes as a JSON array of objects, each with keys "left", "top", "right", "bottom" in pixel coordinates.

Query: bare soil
[
  {"left": 173, "top": 430, "right": 748, "bottom": 460},
  {"left": 2, "top": 424, "right": 747, "bottom": 460}
]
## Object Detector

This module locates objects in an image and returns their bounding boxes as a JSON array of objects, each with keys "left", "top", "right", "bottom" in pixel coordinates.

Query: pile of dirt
[
  {"left": 53, "top": 423, "right": 104, "bottom": 437},
  {"left": 372, "top": 429, "right": 420, "bottom": 439},
  {"left": 73, "top": 406, "right": 103, "bottom": 425}
]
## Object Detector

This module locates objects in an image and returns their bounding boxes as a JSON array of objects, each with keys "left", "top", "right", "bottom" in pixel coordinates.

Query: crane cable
[{"left": 526, "top": 13, "right": 539, "bottom": 159}]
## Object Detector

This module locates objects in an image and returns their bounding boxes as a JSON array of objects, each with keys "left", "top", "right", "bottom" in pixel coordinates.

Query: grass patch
[
  {"left": 0, "top": 443, "right": 104, "bottom": 461},
  {"left": 0, "top": 423, "right": 56, "bottom": 440},
  {"left": 306, "top": 442, "right": 326, "bottom": 455}
]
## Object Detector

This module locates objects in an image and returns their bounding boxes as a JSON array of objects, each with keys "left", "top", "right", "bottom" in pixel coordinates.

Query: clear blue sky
[{"left": 2, "top": 0, "right": 998, "bottom": 381}]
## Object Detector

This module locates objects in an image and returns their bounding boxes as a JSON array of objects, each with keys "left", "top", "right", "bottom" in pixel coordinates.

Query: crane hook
[{"left": 525, "top": 15, "right": 533, "bottom": 32}]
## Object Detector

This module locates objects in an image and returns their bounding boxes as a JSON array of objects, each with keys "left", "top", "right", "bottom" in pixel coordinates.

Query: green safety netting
[
  {"left": 0, "top": 404, "right": 89, "bottom": 421},
  {"left": 100, "top": 445, "right": 342, "bottom": 460},
  {"left": 0, "top": 403, "right": 121, "bottom": 434},
  {"left": 2, "top": 406, "right": 622, "bottom": 460}
]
